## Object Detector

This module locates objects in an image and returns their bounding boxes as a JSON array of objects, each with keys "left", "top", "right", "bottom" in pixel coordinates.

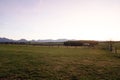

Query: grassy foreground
[{"left": 0, "top": 45, "right": 120, "bottom": 80}]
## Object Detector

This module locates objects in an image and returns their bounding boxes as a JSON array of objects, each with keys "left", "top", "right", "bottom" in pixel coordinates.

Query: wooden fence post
[{"left": 114, "top": 47, "right": 117, "bottom": 54}]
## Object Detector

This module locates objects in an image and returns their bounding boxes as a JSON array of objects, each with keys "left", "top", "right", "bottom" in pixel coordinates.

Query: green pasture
[{"left": 0, "top": 44, "right": 120, "bottom": 80}]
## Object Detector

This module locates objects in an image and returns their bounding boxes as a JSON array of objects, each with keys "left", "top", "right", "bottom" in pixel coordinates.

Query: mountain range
[{"left": 0, "top": 37, "right": 68, "bottom": 42}]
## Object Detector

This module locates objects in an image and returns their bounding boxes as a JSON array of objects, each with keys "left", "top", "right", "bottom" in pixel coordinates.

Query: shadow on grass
[{"left": 114, "top": 55, "right": 120, "bottom": 58}]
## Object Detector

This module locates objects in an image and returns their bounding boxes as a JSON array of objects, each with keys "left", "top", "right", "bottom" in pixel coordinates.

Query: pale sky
[{"left": 0, "top": 0, "right": 120, "bottom": 40}]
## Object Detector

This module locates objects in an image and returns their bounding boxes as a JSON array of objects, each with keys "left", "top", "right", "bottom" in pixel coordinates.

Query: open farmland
[{"left": 0, "top": 44, "right": 120, "bottom": 80}]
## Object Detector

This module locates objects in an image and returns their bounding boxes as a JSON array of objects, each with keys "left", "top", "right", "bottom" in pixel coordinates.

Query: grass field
[{"left": 0, "top": 44, "right": 120, "bottom": 80}]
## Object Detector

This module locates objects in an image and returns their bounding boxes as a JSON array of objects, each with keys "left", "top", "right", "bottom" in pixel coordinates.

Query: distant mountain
[
  {"left": 0, "top": 37, "right": 28, "bottom": 42},
  {"left": 0, "top": 37, "right": 14, "bottom": 42},
  {"left": 36, "top": 39, "right": 68, "bottom": 42},
  {"left": 37, "top": 39, "right": 53, "bottom": 42},
  {"left": 17, "top": 39, "right": 28, "bottom": 42},
  {"left": 0, "top": 37, "right": 68, "bottom": 42},
  {"left": 53, "top": 39, "right": 68, "bottom": 42}
]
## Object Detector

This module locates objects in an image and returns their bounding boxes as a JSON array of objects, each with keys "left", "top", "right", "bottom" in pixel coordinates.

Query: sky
[{"left": 0, "top": 0, "right": 120, "bottom": 40}]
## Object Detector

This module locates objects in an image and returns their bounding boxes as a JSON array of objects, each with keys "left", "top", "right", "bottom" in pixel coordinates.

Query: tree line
[{"left": 64, "top": 40, "right": 98, "bottom": 47}]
